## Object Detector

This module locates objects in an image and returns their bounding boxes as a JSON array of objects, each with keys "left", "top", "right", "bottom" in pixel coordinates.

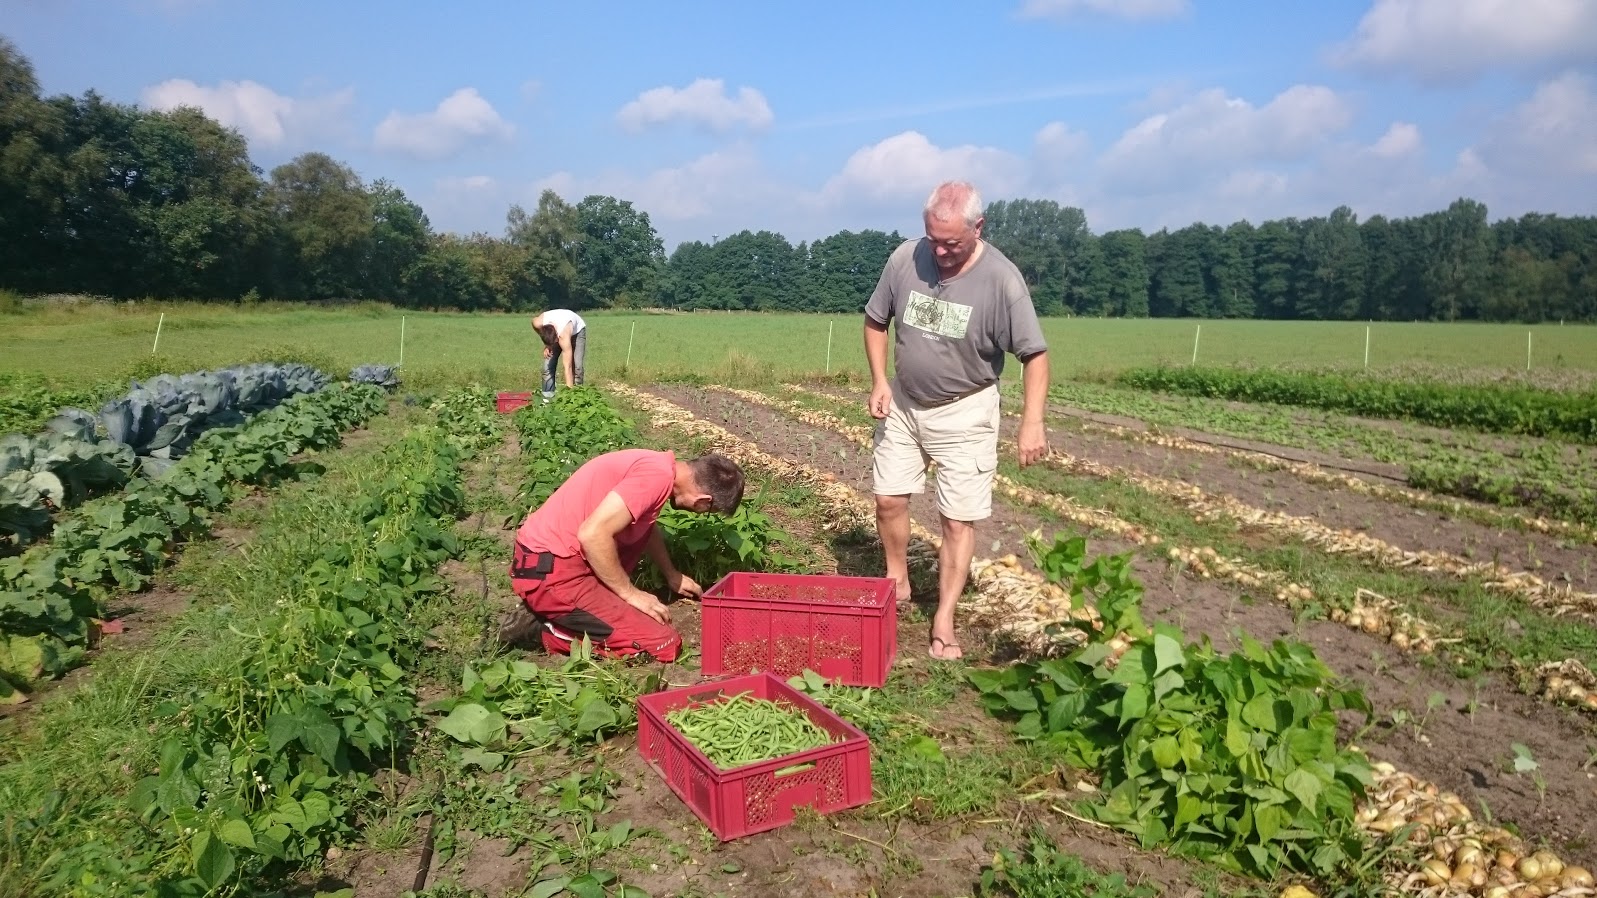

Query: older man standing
[{"left": 863, "top": 180, "right": 1050, "bottom": 660}]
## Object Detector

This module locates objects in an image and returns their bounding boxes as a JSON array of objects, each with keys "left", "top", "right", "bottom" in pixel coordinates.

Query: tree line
[{"left": 2, "top": 38, "right": 1593, "bottom": 322}]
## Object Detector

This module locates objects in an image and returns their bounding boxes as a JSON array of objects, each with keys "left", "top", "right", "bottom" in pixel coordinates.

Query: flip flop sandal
[{"left": 929, "top": 635, "right": 963, "bottom": 660}]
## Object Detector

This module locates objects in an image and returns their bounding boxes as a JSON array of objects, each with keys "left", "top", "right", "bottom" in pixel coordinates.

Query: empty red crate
[
  {"left": 495, "top": 391, "right": 533, "bottom": 413},
  {"left": 701, "top": 572, "right": 896, "bottom": 687},
  {"left": 636, "top": 672, "right": 871, "bottom": 841}
]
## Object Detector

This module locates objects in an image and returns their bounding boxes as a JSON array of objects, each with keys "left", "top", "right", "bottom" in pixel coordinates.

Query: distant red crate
[
  {"left": 495, "top": 391, "right": 533, "bottom": 413},
  {"left": 701, "top": 572, "right": 897, "bottom": 687},
  {"left": 636, "top": 672, "right": 872, "bottom": 841}
]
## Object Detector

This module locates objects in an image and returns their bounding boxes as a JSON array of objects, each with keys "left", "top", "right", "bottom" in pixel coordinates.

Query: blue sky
[{"left": 7, "top": 0, "right": 1597, "bottom": 250}]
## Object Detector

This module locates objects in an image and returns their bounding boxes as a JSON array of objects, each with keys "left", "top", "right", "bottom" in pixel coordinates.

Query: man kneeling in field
[{"left": 502, "top": 448, "right": 744, "bottom": 661}]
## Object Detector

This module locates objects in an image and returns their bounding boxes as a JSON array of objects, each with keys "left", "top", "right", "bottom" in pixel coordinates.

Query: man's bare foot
[
  {"left": 893, "top": 577, "right": 911, "bottom": 605},
  {"left": 929, "top": 635, "right": 964, "bottom": 660}
]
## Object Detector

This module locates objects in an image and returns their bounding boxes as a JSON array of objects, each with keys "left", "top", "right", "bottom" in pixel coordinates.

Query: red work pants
[{"left": 509, "top": 544, "right": 681, "bottom": 662}]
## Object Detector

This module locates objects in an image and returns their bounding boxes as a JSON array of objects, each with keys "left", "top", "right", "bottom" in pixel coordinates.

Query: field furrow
[
  {"left": 650, "top": 382, "right": 1597, "bottom": 895},
  {"left": 666, "top": 381, "right": 1597, "bottom": 872}
]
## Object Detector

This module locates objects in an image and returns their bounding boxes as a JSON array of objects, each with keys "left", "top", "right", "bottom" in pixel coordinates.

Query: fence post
[
  {"left": 625, "top": 321, "right": 636, "bottom": 369},
  {"left": 152, "top": 312, "right": 165, "bottom": 355},
  {"left": 1364, "top": 324, "right": 1370, "bottom": 369},
  {"left": 399, "top": 315, "right": 406, "bottom": 366},
  {"left": 1191, "top": 324, "right": 1201, "bottom": 366},
  {"left": 826, "top": 320, "right": 834, "bottom": 374},
  {"left": 1527, "top": 330, "right": 1532, "bottom": 372}
]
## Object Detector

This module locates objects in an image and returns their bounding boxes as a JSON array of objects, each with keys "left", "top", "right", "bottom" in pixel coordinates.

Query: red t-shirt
[{"left": 516, "top": 448, "right": 675, "bottom": 570}]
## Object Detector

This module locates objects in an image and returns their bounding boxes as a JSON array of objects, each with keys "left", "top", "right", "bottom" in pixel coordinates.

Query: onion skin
[
  {"left": 1561, "top": 865, "right": 1595, "bottom": 888},
  {"left": 1518, "top": 855, "right": 1544, "bottom": 882}
]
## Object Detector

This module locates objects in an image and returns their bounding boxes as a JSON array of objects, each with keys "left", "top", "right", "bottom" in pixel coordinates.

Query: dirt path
[{"left": 656, "top": 382, "right": 1597, "bottom": 868}]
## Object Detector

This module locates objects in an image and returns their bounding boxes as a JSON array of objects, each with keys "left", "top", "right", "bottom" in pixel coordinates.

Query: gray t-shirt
[{"left": 864, "top": 238, "right": 1048, "bottom": 406}]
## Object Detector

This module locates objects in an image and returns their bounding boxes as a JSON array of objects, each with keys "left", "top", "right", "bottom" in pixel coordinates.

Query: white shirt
[{"left": 540, "top": 309, "right": 586, "bottom": 335}]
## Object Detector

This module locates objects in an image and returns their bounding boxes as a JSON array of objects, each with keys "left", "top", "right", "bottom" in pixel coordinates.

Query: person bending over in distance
[
  {"left": 501, "top": 448, "right": 745, "bottom": 662},
  {"left": 862, "top": 179, "right": 1051, "bottom": 661},
  {"left": 532, "top": 308, "right": 586, "bottom": 400}
]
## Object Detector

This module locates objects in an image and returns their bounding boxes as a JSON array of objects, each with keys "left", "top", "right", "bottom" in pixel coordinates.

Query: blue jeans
[{"left": 541, "top": 328, "right": 587, "bottom": 398}]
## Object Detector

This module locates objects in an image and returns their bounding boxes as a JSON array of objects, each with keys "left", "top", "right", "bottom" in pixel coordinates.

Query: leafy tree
[
  {"left": 1100, "top": 229, "right": 1149, "bottom": 317},
  {"left": 1296, "top": 206, "right": 1366, "bottom": 320},
  {"left": 506, "top": 190, "right": 579, "bottom": 311},
  {"left": 1148, "top": 225, "right": 1211, "bottom": 317},
  {"left": 1251, "top": 219, "right": 1301, "bottom": 319},
  {"left": 267, "top": 152, "right": 373, "bottom": 299},
  {"left": 1212, "top": 222, "right": 1255, "bottom": 317},
  {"left": 804, "top": 229, "right": 903, "bottom": 313},
  {"left": 1418, "top": 198, "right": 1491, "bottom": 322},
  {"left": 572, "top": 194, "right": 664, "bottom": 309},
  {"left": 363, "top": 178, "right": 431, "bottom": 303},
  {"left": 983, "top": 198, "right": 1089, "bottom": 315}
]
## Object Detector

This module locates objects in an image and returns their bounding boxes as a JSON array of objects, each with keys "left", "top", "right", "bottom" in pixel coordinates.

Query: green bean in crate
[{"left": 664, "top": 690, "right": 835, "bottom": 769}]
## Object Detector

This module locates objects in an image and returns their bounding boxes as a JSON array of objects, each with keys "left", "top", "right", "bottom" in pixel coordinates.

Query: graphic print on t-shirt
[{"left": 904, "top": 290, "right": 972, "bottom": 340}]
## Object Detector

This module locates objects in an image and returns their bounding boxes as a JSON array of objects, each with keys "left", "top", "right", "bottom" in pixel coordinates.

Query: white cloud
[
  {"left": 615, "top": 78, "right": 773, "bottom": 134},
  {"left": 374, "top": 88, "right": 514, "bottom": 160},
  {"left": 1332, "top": 0, "right": 1597, "bottom": 82},
  {"left": 1017, "top": 0, "right": 1188, "bottom": 20},
  {"left": 141, "top": 79, "right": 354, "bottom": 147},
  {"left": 541, "top": 145, "right": 781, "bottom": 223},
  {"left": 425, "top": 73, "right": 1596, "bottom": 251},
  {"left": 442, "top": 174, "right": 497, "bottom": 191},
  {"left": 1370, "top": 122, "right": 1423, "bottom": 158},
  {"left": 1099, "top": 85, "right": 1354, "bottom": 191},
  {"left": 1030, "top": 122, "right": 1092, "bottom": 187},
  {"left": 818, "top": 131, "right": 1029, "bottom": 209},
  {"left": 1478, "top": 71, "right": 1597, "bottom": 176},
  {"left": 1448, "top": 72, "right": 1597, "bottom": 216}
]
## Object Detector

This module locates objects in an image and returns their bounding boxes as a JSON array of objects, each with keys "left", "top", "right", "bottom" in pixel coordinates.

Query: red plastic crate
[
  {"left": 701, "top": 572, "right": 897, "bottom": 687},
  {"left": 495, "top": 391, "right": 533, "bottom": 413},
  {"left": 636, "top": 672, "right": 872, "bottom": 841}
]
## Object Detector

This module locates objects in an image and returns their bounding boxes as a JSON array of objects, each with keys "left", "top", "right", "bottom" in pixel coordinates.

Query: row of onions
[{"left": 628, "top": 382, "right": 1593, "bottom": 898}]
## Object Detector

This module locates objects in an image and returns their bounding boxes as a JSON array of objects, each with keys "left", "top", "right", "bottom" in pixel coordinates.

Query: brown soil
[
  {"left": 999, "top": 411, "right": 1597, "bottom": 591},
  {"left": 354, "top": 396, "right": 1242, "bottom": 898},
  {"left": 398, "top": 615, "right": 1236, "bottom": 898},
  {"left": 1044, "top": 401, "right": 1410, "bottom": 483},
  {"left": 648, "top": 382, "right": 1597, "bottom": 870},
  {"left": 804, "top": 382, "right": 1593, "bottom": 586}
]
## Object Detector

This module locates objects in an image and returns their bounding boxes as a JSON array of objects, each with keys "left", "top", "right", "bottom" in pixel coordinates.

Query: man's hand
[
  {"left": 867, "top": 382, "right": 893, "bottom": 419},
  {"left": 542, "top": 346, "right": 552, "bottom": 360},
  {"left": 667, "top": 571, "right": 703, "bottom": 599},
  {"left": 622, "top": 587, "right": 672, "bottom": 625},
  {"left": 1017, "top": 419, "right": 1048, "bottom": 466}
]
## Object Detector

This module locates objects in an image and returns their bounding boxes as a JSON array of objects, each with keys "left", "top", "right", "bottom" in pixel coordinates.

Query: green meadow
[{"left": 4, "top": 302, "right": 1595, "bottom": 389}]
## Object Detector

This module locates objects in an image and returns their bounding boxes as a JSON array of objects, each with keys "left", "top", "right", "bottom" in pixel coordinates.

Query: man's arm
[
  {"left": 864, "top": 317, "right": 892, "bottom": 419},
  {"left": 558, "top": 329, "right": 576, "bottom": 387},
  {"left": 577, "top": 491, "right": 671, "bottom": 624},
  {"left": 644, "top": 526, "right": 702, "bottom": 598},
  {"left": 1017, "top": 351, "right": 1050, "bottom": 466}
]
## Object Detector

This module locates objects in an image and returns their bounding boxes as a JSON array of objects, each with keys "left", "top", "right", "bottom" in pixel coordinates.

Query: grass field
[{"left": 4, "top": 301, "right": 1597, "bottom": 389}]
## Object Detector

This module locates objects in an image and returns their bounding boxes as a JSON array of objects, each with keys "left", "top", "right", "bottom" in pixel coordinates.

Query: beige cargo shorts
[{"left": 871, "top": 381, "right": 1000, "bottom": 522}]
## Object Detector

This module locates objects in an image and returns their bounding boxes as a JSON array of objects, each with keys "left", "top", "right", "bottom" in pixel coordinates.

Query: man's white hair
[{"left": 923, "top": 181, "right": 983, "bottom": 227}]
